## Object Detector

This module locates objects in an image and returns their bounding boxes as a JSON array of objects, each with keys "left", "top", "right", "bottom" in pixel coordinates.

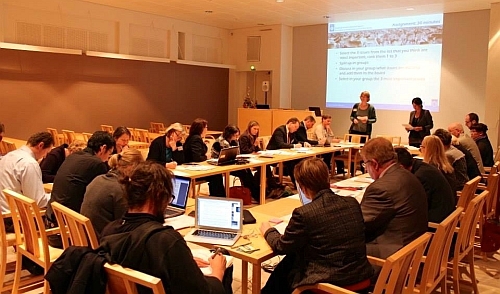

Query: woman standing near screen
[
  {"left": 405, "top": 97, "right": 434, "bottom": 148},
  {"left": 348, "top": 91, "right": 377, "bottom": 138}
]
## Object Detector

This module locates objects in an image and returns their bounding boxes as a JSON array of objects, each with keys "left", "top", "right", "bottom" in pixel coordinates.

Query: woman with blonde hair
[
  {"left": 421, "top": 135, "right": 458, "bottom": 191},
  {"left": 147, "top": 122, "right": 185, "bottom": 169},
  {"left": 81, "top": 148, "right": 144, "bottom": 237},
  {"left": 40, "top": 139, "right": 87, "bottom": 183}
]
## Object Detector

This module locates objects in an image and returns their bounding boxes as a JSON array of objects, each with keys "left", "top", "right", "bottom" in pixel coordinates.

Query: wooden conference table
[
  {"left": 181, "top": 174, "right": 372, "bottom": 294},
  {"left": 173, "top": 146, "right": 348, "bottom": 204}
]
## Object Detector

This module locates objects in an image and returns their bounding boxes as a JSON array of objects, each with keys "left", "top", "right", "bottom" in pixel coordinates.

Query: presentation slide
[{"left": 326, "top": 14, "right": 443, "bottom": 111}]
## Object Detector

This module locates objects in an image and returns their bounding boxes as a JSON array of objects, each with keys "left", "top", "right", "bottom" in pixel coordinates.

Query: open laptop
[
  {"left": 184, "top": 197, "right": 243, "bottom": 246},
  {"left": 207, "top": 146, "right": 240, "bottom": 166},
  {"left": 164, "top": 175, "right": 191, "bottom": 218}
]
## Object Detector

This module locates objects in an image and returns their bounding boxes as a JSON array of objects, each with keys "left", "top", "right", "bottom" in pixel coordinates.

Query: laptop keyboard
[
  {"left": 164, "top": 209, "right": 182, "bottom": 217},
  {"left": 193, "top": 229, "right": 237, "bottom": 240}
]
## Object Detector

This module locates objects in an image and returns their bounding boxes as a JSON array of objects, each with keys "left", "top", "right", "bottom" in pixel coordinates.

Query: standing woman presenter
[
  {"left": 349, "top": 91, "right": 377, "bottom": 139},
  {"left": 405, "top": 97, "right": 433, "bottom": 148}
]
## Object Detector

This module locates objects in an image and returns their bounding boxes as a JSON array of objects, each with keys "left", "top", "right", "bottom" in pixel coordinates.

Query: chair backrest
[
  {"left": 454, "top": 191, "right": 488, "bottom": 257},
  {"left": 457, "top": 176, "right": 481, "bottom": 210},
  {"left": 0, "top": 141, "right": 16, "bottom": 155},
  {"left": 47, "top": 127, "right": 62, "bottom": 147},
  {"left": 50, "top": 201, "right": 99, "bottom": 249},
  {"left": 376, "top": 135, "right": 401, "bottom": 145},
  {"left": 150, "top": 122, "right": 166, "bottom": 133},
  {"left": 418, "top": 208, "right": 463, "bottom": 294},
  {"left": 204, "top": 138, "right": 215, "bottom": 159},
  {"left": 484, "top": 173, "right": 499, "bottom": 218},
  {"left": 101, "top": 125, "right": 114, "bottom": 134},
  {"left": 61, "top": 130, "right": 76, "bottom": 144},
  {"left": 2, "top": 189, "right": 50, "bottom": 266},
  {"left": 260, "top": 136, "right": 271, "bottom": 150},
  {"left": 127, "top": 128, "right": 136, "bottom": 141},
  {"left": 104, "top": 263, "right": 166, "bottom": 294},
  {"left": 135, "top": 129, "right": 150, "bottom": 143},
  {"left": 82, "top": 132, "right": 93, "bottom": 143},
  {"left": 343, "top": 134, "right": 369, "bottom": 144},
  {"left": 372, "top": 232, "right": 432, "bottom": 294},
  {"left": 0, "top": 210, "right": 10, "bottom": 290}
]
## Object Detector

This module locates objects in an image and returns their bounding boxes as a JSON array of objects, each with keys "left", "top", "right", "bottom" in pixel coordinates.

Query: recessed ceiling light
[
  {"left": 276, "top": 0, "right": 284, "bottom": 3},
  {"left": 205, "top": 10, "right": 213, "bottom": 13},
  {"left": 406, "top": 8, "right": 414, "bottom": 11}
]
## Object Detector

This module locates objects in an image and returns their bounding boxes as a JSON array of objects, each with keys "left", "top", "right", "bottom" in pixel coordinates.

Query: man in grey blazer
[{"left": 360, "top": 138, "right": 428, "bottom": 259}]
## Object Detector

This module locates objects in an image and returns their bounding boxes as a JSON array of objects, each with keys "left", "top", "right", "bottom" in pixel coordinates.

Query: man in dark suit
[
  {"left": 360, "top": 138, "right": 428, "bottom": 259},
  {"left": 260, "top": 158, "right": 373, "bottom": 294},
  {"left": 267, "top": 117, "right": 302, "bottom": 186},
  {"left": 295, "top": 116, "right": 318, "bottom": 146},
  {"left": 395, "top": 147, "right": 456, "bottom": 223}
]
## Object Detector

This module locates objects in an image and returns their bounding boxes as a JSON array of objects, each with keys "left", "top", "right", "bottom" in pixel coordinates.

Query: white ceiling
[{"left": 81, "top": 0, "right": 496, "bottom": 29}]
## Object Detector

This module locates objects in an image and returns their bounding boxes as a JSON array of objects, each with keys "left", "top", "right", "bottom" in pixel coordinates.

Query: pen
[{"left": 211, "top": 247, "right": 222, "bottom": 259}]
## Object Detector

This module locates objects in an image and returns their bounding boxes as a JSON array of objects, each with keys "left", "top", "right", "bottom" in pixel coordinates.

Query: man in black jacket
[
  {"left": 267, "top": 117, "right": 302, "bottom": 186},
  {"left": 295, "top": 116, "right": 318, "bottom": 146}
]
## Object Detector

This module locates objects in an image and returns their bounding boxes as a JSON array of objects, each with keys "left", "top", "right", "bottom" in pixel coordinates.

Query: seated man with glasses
[{"left": 360, "top": 137, "right": 428, "bottom": 259}]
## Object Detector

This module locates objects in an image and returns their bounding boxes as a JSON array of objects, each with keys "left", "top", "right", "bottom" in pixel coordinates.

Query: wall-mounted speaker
[{"left": 262, "top": 81, "right": 270, "bottom": 92}]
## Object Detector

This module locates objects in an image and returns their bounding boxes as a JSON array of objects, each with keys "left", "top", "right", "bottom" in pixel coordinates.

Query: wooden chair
[
  {"left": 135, "top": 128, "right": 151, "bottom": 143},
  {"left": 376, "top": 135, "right": 401, "bottom": 145},
  {"left": 81, "top": 132, "right": 93, "bottom": 142},
  {"left": 260, "top": 136, "right": 271, "bottom": 150},
  {"left": 448, "top": 191, "right": 488, "bottom": 294},
  {"left": 101, "top": 125, "right": 114, "bottom": 134},
  {"left": 61, "top": 129, "right": 76, "bottom": 144},
  {"left": 482, "top": 160, "right": 499, "bottom": 177},
  {"left": 46, "top": 128, "right": 64, "bottom": 147},
  {"left": 104, "top": 263, "right": 166, "bottom": 294},
  {"left": 150, "top": 122, "right": 166, "bottom": 133},
  {"left": 475, "top": 173, "right": 499, "bottom": 258},
  {"left": 0, "top": 210, "right": 44, "bottom": 292},
  {"left": 0, "top": 140, "right": 16, "bottom": 155},
  {"left": 415, "top": 208, "right": 463, "bottom": 294},
  {"left": 293, "top": 232, "right": 432, "bottom": 294},
  {"left": 127, "top": 127, "right": 137, "bottom": 141},
  {"left": 3, "top": 189, "right": 63, "bottom": 294},
  {"left": 456, "top": 176, "right": 481, "bottom": 210},
  {"left": 332, "top": 134, "right": 369, "bottom": 178},
  {"left": 50, "top": 201, "right": 99, "bottom": 250}
]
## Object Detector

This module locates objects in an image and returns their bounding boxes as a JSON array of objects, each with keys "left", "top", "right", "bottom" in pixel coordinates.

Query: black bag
[{"left": 243, "top": 210, "right": 256, "bottom": 224}]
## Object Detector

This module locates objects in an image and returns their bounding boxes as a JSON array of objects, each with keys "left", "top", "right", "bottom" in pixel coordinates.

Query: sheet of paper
[
  {"left": 163, "top": 214, "right": 195, "bottom": 230},
  {"left": 191, "top": 248, "right": 234, "bottom": 276},
  {"left": 273, "top": 222, "right": 289, "bottom": 235}
]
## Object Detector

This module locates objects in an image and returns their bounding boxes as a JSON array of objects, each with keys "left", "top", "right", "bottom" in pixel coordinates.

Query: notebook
[
  {"left": 164, "top": 175, "right": 191, "bottom": 218},
  {"left": 207, "top": 146, "right": 240, "bottom": 166},
  {"left": 184, "top": 196, "right": 243, "bottom": 246}
]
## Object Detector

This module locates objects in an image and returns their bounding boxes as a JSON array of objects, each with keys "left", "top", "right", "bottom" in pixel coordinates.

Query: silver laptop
[
  {"left": 184, "top": 196, "right": 243, "bottom": 246},
  {"left": 207, "top": 146, "right": 240, "bottom": 166},
  {"left": 164, "top": 176, "right": 191, "bottom": 218}
]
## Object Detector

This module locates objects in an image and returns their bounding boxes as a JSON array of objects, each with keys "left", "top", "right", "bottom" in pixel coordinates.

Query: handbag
[{"left": 229, "top": 186, "right": 252, "bottom": 205}]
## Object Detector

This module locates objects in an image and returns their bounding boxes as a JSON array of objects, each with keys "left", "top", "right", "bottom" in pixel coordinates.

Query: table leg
[
  {"left": 347, "top": 148, "right": 352, "bottom": 179},
  {"left": 260, "top": 164, "right": 267, "bottom": 204},
  {"left": 241, "top": 260, "right": 248, "bottom": 294},
  {"left": 278, "top": 162, "right": 283, "bottom": 183},
  {"left": 225, "top": 172, "right": 230, "bottom": 197},
  {"left": 190, "top": 179, "right": 196, "bottom": 198},
  {"left": 252, "top": 262, "right": 261, "bottom": 294}
]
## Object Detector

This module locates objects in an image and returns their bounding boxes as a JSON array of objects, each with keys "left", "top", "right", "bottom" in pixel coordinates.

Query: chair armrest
[
  {"left": 428, "top": 222, "right": 439, "bottom": 229},
  {"left": 483, "top": 167, "right": 491, "bottom": 174},
  {"left": 367, "top": 255, "right": 386, "bottom": 267},
  {"left": 45, "top": 227, "right": 60, "bottom": 236}
]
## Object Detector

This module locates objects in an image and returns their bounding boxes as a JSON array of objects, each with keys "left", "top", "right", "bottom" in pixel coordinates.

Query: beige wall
[
  {"left": 485, "top": 3, "right": 500, "bottom": 149},
  {"left": 227, "top": 24, "right": 294, "bottom": 124},
  {"left": 291, "top": 10, "right": 493, "bottom": 146}
]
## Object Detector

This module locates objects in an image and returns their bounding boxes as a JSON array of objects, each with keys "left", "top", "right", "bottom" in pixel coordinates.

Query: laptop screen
[
  {"left": 196, "top": 197, "right": 242, "bottom": 231},
  {"left": 297, "top": 183, "right": 312, "bottom": 205},
  {"left": 170, "top": 176, "right": 191, "bottom": 209}
]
